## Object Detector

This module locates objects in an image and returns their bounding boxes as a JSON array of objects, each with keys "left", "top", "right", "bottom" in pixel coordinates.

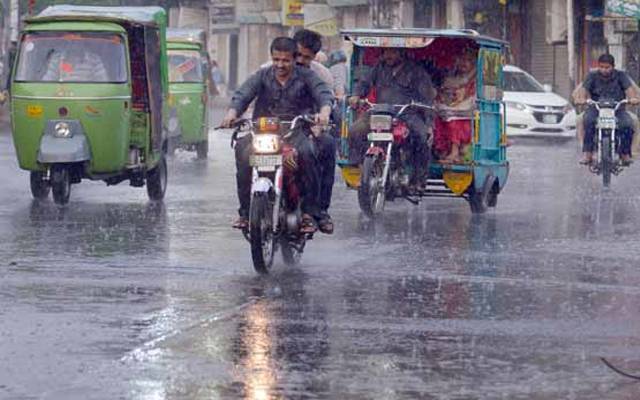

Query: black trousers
[
  {"left": 315, "top": 133, "right": 336, "bottom": 213},
  {"left": 235, "top": 131, "right": 320, "bottom": 219},
  {"left": 584, "top": 106, "right": 634, "bottom": 155}
]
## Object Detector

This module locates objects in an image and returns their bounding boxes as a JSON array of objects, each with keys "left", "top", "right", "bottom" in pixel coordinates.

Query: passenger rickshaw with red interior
[{"left": 338, "top": 29, "right": 509, "bottom": 216}]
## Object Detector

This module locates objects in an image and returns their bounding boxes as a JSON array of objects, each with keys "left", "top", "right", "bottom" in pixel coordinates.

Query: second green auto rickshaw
[{"left": 166, "top": 28, "right": 212, "bottom": 159}]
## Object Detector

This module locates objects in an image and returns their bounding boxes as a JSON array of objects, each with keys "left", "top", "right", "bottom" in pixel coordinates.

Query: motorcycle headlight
[
  {"left": 54, "top": 121, "right": 72, "bottom": 138},
  {"left": 505, "top": 101, "right": 530, "bottom": 112},
  {"left": 253, "top": 134, "right": 280, "bottom": 154}
]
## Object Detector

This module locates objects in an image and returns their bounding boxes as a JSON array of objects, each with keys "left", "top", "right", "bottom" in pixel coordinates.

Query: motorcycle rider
[
  {"left": 348, "top": 47, "right": 435, "bottom": 189},
  {"left": 221, "top": 37, "right": 333, "bottom": 233},
  {"left": 574, "top": 53, "right": 640, "bottom": 165}
]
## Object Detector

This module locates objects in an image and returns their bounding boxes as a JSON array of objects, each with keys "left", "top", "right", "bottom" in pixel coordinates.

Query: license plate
[
  {"left": 250, "top": 154, "right": 282, "bottom": 168},
  {"left": 542, "top": 114, "right": 557, "bottom": 124},
  {"left": 598, "top": 118, "right": 616, "bottom": 129},
  {"left": 368, "top": 132, "right": 394, "bottom": 141}
]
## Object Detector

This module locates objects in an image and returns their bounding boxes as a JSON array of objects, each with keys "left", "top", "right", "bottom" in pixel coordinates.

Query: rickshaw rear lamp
[
  {"left": 58, "top": 107, "right": 68, "bottom": 117},
  {"left": 256, "top": 117, "right": 280, "bottom": 132}
]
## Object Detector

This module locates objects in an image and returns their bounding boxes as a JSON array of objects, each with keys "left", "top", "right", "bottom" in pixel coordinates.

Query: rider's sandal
[
  {"left": 300, "top": 214, "right": 317, "bottom": 234},
  {"left": 318, "top": 217, "right": 334, "bottom": 234},
  {"left": 579, "top": 158, "right": 592, "bottom": 165},
  {"left": 232, "top": 216, "right": 249, "bottom": 230}
]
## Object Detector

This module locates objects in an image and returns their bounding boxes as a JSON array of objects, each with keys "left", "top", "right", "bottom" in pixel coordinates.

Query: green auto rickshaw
[
  {"left": 166, "top": 28, "right": 212, "bottom": 159},
  {"left": 11, "top": 5, "right": 170, "bottom": 205}
]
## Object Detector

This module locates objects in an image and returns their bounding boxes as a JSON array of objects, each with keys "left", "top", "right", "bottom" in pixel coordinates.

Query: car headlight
[
  {"left": 505, "top": 101, "right": 530, "bottom": 112},
  {"left": 253, "top": 134, "right": 280, "bottom": 154},
  {"left": 54, "top": 121, "right": 72, "bottom": 138}
]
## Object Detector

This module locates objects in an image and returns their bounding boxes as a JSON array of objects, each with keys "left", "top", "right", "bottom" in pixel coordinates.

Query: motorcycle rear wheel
[
  {"left": 281, "top": 237, "right": 303, "bottom": 266},
  {"left": 249, "top": 192, "right": 275, "bottom": 274}
]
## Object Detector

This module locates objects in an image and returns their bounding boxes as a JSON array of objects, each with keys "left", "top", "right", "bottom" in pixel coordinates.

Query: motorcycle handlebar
[
  {"left": 357, "top": 98, "right": 435, "bottom": 113},
  {"left": 586, "top": 99, "right": 628, "bottom": 111}
]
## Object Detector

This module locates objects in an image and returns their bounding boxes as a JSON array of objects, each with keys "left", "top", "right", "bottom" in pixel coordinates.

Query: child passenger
[{"left": 434, "top": 50, "right": 477, "bottom": 163}]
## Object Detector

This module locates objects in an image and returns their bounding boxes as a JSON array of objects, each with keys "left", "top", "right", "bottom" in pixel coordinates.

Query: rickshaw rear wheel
[
  {"left": 30, "top": 171, "right": 50, "bottom": 200},
  {"left": 359, "top": 155, "right": 385, "bottom": 218},
  {"left": 147, "top": 156, "right": 167, "bottom": 201},
  {"left": 468, "top": 180, "right": 491, "bottom": 215},
  {"left": 51, "top": 165, "right": 71, "bottom": 206},
  {"left": 196, "top": 140, "right": 208, "bottom": 160}
]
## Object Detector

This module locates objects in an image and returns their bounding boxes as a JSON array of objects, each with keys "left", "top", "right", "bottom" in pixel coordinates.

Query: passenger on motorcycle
[
  {"left": 221, "top": 37, "right": 333, "bottom": 233},
  {"left": 292, "top": 29, "right": 338, "bottom": 234},
  {"left": 348, "top": 47, "right": 436, "bottom": 189},
  {"left": 574, "top": 53, "right": 640, "bottom": 165}
]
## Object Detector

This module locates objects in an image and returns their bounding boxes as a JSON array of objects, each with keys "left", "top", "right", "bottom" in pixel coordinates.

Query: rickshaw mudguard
[{"left": 37, "top": 120, "right": 91, "bottom": 163}]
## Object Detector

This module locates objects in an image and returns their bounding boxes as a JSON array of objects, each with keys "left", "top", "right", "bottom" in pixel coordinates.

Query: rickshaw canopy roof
[
  {"left": 28, "top": 5, "right": 167, "bottom": 28},
  {"left": 342, "top": 28, "right": 507, "bottom": 48},
  {"left": 167, "top": 28, "right": 206, "bottom": 46}
]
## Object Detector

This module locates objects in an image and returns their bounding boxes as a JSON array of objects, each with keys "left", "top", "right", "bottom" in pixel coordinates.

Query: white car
[{"left": 503, "top": 65, "right": 577, "bottom": 139}]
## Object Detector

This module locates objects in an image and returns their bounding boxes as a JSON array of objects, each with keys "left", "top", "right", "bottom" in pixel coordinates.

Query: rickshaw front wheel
[
  {"left": 30, "top": 171, "right": 50, "bottom": 200},
  {"left": 196, "top": 140, "right": 208, "bottom": 160},
  {"left": 51, "top": 165, "right": 71, "bottom": 206},
  {"left": 147, "top": 156, "right": 168, "bottom": 201}
]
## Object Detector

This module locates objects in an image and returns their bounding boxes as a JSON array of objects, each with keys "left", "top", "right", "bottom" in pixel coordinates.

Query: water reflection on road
[{"left": 1, "top": 127, "right": 640, "bottom": 399}]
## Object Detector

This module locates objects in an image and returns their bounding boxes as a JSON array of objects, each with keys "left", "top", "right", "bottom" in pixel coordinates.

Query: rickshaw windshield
[
  {"left": 15, "top": 32, "right": 128, "bottom": 83},
  {"left": 168, "top": 50, "right": 203, "bottom": 83},
  {"left": 503, "top": 70, "right": 544, "bottom": 92}
]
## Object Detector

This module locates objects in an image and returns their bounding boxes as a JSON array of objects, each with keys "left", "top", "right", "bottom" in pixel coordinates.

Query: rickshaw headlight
[
  {"left": 168, "top": 117, "right": 179, "bottom": 133},
  {"left": 253, "top": 134, "right": 280, "bottom": 154},
  {"left": 54, "top": 122, "right": 72, "bottom": 138}
]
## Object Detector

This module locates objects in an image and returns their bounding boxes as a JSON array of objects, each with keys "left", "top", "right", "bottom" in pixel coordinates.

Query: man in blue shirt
[{"left": 576, "top": 54, "right": 640, "bottom": 164}]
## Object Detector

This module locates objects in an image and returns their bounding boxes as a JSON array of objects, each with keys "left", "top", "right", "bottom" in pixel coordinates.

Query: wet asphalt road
[{"left": 2, "top": 108, "right": 640, "bottom": 399}]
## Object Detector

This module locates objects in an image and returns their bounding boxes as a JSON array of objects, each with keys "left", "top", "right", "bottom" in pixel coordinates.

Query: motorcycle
[
  {"left": 357, "top": 100, "right": 433, "bottom": 218},
  {"left": 585, "top": 99, "right": 631, "bottom": 187},
  {"left": 227, "top": 115, "right": 318, "bottom": 274}
]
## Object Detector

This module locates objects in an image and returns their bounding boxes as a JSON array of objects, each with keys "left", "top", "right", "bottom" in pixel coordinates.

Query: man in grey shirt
[{"left": 221, "top": 37, "right": 332, "bottom": 232}]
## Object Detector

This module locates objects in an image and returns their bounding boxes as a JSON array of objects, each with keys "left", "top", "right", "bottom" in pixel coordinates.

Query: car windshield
[
  {"left": 168, "top": 50, "right": 203, "bottom": 83},
  {"left": 15, "top": 32, "right": 127, "bottom": 83},
  {"left": 504, "top": 70, "right": 545, "bottom": 92}
]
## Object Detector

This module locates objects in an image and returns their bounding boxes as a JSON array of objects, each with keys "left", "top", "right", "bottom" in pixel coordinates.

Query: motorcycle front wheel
[
  {"left": 249, "top": 192, "right": 275, "bottom": 274},
  {"left": 358, "top": 155, "right": 386, "bottom": 219},
  {"left": 601, "top": 135, "right": 612, "bottom": 188}
]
